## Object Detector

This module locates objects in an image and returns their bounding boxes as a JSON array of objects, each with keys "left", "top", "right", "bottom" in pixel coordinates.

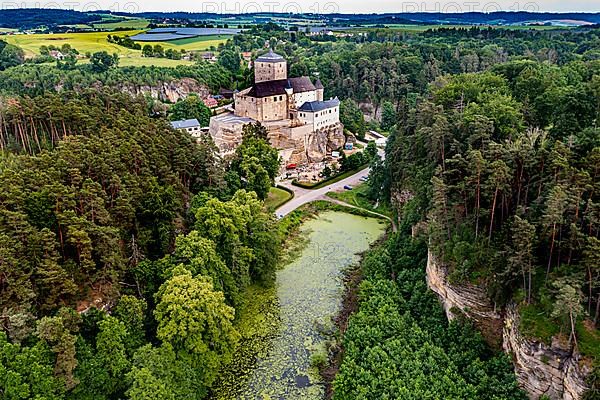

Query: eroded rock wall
[
  {"left": 426, "top": 250, "right": 503, "bottom": 346},
  {"left": 426, "top": 251, "right": 590, "bottom": 399},
  {"left": 503, "top": 306, "right": 590, "bottom": 400},
  {"left": 118, "top": 78, "right": 210, "bottom": 103}
]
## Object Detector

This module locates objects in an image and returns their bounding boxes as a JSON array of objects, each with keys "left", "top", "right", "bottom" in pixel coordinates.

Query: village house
[
  {"left": 49, "top": 50, "right": 65, "bottom": 60},
  {"left": 203, "top": 97, "right": 218, "bottom": 108},
  {"left": 170, "top": 118, "right": 204, "bottom": 138},
  {"left": 201, "top": 52, "right": 217, "bottom": 63}
]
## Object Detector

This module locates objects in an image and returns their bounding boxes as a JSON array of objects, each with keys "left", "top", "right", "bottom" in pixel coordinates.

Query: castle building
[
  {"left": 233, "top": 49, "right": 338, "bottom": 125},
  {"left": 209, "top": 50, "right": 344, "bottom": 163}
]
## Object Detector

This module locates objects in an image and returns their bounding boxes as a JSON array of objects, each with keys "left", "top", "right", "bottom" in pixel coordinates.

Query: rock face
[
  {"left": 503, "top": 306, "right": 590, "bottom": 400},
  {"left": 210, "top": 112, "right": 345, "bottom": 164},
  {"left": 118, "top": 78, "right": 210, "bottom": 103},
  {"left": 426, "top": 250, "right": 504, "bottom": 347},
  {"left": 426, "top": 251, "right": 590, "bottom": 399},
  {"left": 305, "top": 123, "right": 345, "bottom": 162}
]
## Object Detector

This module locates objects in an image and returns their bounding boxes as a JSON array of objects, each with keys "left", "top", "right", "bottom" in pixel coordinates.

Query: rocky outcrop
[
  {"left": 503, "top": 306, "right": 590, "bottom": 400},
  {"left": 426, "top": 251, "right": 591, "bottom": 399},
  {"left": 305, "top": 123, "right": 345, "bottom": 162},
  {"left": 426, "top": 250, "right": 504, "bottom": 346},
  {"left": 54, "top": 77, "right": 209, "bottom": 103},
  {"left": 118, "top": 78, "right": 210, "bottom": 103}
]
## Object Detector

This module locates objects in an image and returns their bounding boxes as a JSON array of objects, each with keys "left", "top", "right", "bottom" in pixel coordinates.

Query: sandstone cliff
[
  {"left": 270, "top": 122, "right": 345, "bottom": 164},
  {"left": 426, "top": 251, "right": 590, "bottom": 399},
  {"left": 304, "top": 123, "right": 346, "bottom": 162},
  {"left": 503, "top": 305, "right": 590, "bottom": 400},
  {"left": 117, "top": 78, "right": 210, "bottom": 103},
  {"left": 426, "top": 250, "right": 504, "bottom": 347}
]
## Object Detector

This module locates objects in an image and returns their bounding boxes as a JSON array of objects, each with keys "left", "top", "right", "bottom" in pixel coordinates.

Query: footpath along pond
[{"left": 211, "top": 211, "right": 386, "bottom": 399}]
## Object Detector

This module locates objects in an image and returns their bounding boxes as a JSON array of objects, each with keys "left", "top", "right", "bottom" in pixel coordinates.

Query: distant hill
[
  {"left": 1, "top": 9, "right": 600, "bottom": 30},
  {"left": 0, "top": 8, "right": 97, "bottom": 29}
]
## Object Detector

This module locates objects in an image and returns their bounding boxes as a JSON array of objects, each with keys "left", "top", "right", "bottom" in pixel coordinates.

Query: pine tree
[{"left": 508, "top": 216, "right": 536, "bottom": 304}]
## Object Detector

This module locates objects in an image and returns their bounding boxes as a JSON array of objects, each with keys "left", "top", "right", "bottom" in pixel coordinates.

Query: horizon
[{"left": 3, "top": 1, "right": 600, "bottom": 15}]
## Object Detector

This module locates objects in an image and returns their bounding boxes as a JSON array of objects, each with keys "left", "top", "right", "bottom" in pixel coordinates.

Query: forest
[
  {"left": 333, "top": 225, "right": 526, "bottom": 399},
  {"left": 0, "top": 20, "right": 599, "bottom": 400},
  {"left": 0, "top": 88, "right": 281, "bottom": 398}
]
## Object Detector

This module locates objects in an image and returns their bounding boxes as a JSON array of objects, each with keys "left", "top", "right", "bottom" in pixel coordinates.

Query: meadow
[
  {"left": 92, "top": 17, "right": 150, "bottom": 30},
  {"left": 4, "top": 30, "right": 231, "bottom": 66}
]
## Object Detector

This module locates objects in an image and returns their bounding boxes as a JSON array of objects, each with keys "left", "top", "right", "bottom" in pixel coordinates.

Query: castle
[{"left": 209, "top": 50, "right": 345, "bottom": 163}]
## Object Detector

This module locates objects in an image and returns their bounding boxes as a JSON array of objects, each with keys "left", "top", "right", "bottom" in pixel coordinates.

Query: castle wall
[
  {"left": 235, "top": 92, "right": 262, "bottom": 120},
  {"left": 254, "top": 61, "right": 287, "bottom": 83},
  {"left": 285, "top": 123, "right": 315, "bottom": 141},
  {"left": 314, "top": 106, "right": 339, "bottom": 129},
  {"left": 298, "top": 110, "right": 315, "bottom": 126},
  {"left": 260, "top": 95, "right": 287, "bottom": 121},
  {"left": 316, "top": 88, "right": 324, "bottom": 101},
  {"left": 298, "top": 105, "right": 339, "bottom": 130},
  {"left": 235, "top": 92, "right": 288, "bottom": 122},
  {"left": 293, "top": 90, "right": 318, "bottom": 108}
]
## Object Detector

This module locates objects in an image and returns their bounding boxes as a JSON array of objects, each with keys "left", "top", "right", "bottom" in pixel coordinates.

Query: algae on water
[{"left": 211, "top": 211, "right": 386, "bottom": 400}]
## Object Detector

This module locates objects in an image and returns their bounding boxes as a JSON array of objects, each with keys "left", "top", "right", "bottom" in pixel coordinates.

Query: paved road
[{"left": 275, "top": 167, "right": 370, "bottom": 217}]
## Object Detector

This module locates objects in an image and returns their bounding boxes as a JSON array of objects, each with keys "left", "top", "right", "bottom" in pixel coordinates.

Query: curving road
[{"left": 275, "top": 166, "right": 370, "bottom": 217}]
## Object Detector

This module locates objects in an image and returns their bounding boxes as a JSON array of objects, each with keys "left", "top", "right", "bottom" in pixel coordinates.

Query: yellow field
[{"left": 4, "top": 30, "right": 230, "bottom": 66}]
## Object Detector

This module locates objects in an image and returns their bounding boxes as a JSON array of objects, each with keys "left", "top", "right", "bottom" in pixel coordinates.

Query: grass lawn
[
  {"left": 264, "top": 187, "right": 293, "bottom": 211},
  {"left": 117, "top": 57, "right": 195, "bottom": 67},
  {"left": 4, "top": 30, "right": 146, "bottom": 58},
  {"left": 327, "top": 183, "right": 392, "bottom": 217},
  {"left": 4, "top": 31, "right": 228, "bottom": 66},
  {"left": 293, "top": 165, "right": 368, "bottom": 190}
]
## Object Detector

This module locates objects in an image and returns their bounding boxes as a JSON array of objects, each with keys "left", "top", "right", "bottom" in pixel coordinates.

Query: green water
[{"left": 212, "top": 211, "right": 386, "bottom": 400}]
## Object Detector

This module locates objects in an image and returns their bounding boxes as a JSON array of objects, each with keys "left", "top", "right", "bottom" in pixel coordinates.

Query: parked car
[{"left": 344, "top": 185, "right": 353, "bottom": 190}]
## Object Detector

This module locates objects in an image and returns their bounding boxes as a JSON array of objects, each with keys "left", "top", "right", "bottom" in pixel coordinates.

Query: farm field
[
  {"left": 93, "top": 18, "right": 150, "bottom": 30},
  {"left": 4, "top": 30, "right": 230, "bottom": 66}
]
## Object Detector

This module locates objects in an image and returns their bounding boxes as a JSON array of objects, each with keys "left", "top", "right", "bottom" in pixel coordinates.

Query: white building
[
  {"left": 297, "top": 97, "right": 340, "bottom": 130},
  {"left": 170, "top": 119, "right": 203, "bottom": 137}
]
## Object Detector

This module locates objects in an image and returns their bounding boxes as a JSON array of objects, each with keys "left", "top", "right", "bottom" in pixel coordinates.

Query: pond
[{"left": 211, "top": 211, "right": 386, "bottom": 400}]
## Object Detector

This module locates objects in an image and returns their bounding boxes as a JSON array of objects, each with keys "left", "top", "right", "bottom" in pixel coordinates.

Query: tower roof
[
  {"left": 255, "top": 49, "right": 285, "bottom": 63},
  {"left": 314, "top": 78, "right": 324, "bottom": 90}
]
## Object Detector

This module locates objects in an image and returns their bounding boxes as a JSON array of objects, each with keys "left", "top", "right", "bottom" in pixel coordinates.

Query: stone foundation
[{"left": 209, "top": 113, "right": 345, "bottom": 164}]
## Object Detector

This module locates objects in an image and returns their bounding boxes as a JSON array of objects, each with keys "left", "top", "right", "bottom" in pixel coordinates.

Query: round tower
[
  {"left": 254, "top": 49, "right": 287, "bottom": 83},
  {"left": 314, "top": 78, "right": 324, "bottom": 101}
]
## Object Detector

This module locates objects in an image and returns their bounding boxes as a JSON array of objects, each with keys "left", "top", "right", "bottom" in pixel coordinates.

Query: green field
[
  {"left": 327, "top": 183, "right": 392, "bottom": 217},
  {"left": 4, "top": 30, "right": 230, "bottom": 66},
  {"left": 264, "top": 187, "right": 293, "bottom": 211},
  {"left": 93, "top": 18, "right": 150, "bottom": 30}
]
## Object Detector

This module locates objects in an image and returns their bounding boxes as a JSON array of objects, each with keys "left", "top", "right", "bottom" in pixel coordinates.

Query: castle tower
[
  {"left": 254, "top": 49, "right": 287, "bottom": 83},
  {"left": 314, "top": 78, "right": 324, "bottom": 101}
]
